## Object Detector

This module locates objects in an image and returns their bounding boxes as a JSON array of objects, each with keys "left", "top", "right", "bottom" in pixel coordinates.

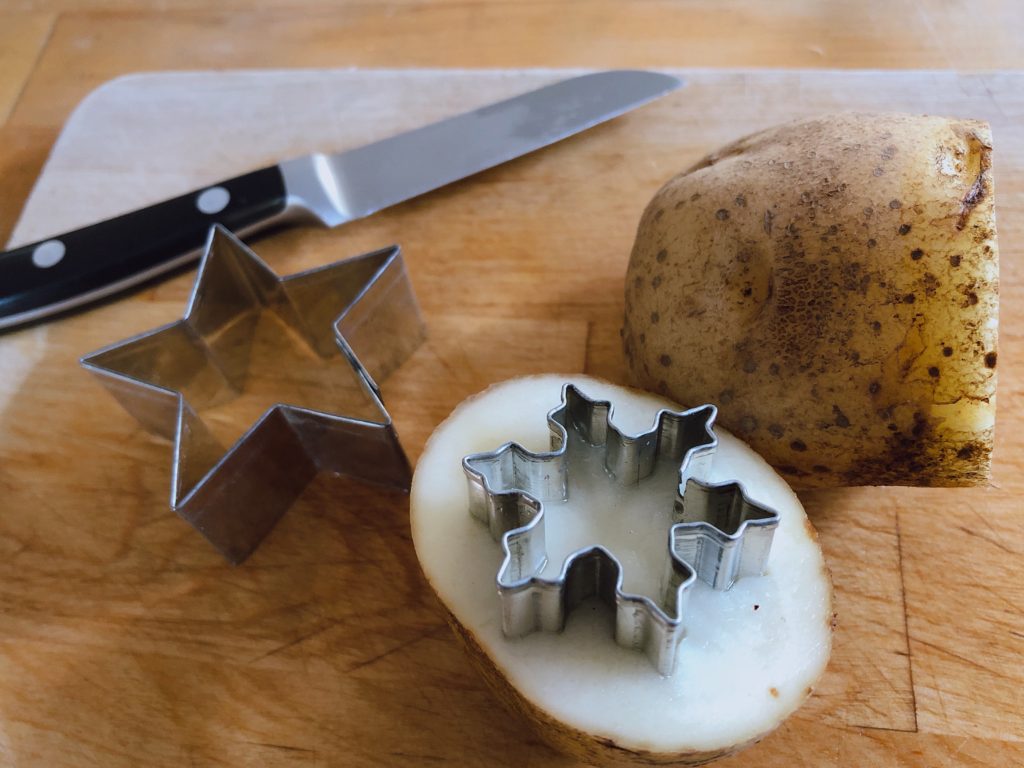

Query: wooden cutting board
[{"left": 1, "top": 70, "right": 1022, "bottom": 766}]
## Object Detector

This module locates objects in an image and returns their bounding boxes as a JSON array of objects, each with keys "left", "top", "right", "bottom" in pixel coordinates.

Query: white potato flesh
[{"left": 411, "top": 375, "right": 832, "bottom": 757}]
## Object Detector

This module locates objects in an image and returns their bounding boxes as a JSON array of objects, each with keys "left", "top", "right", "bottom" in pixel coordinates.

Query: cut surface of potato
[
  {"left": 411, "top": 375, "right": 833, "bottom": 764},
  {"left": 623, "top": 113, "right": 998, "bottom": 487}
]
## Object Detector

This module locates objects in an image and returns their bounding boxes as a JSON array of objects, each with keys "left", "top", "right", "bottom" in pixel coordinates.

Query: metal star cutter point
[{"left": 81, "top": 225, "right": 425, "bottom": 563}]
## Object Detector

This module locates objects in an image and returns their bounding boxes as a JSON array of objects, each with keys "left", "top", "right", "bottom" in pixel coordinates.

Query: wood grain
[
  {"left": 1, "top": 1, "right": 1022, "bottom": 75},
  {"left": 0, "top": 12, "right": 53, "bottom": 124},
  {"left": 1, "top": 66, "right": 1022, "bottom": 767},
  {"left": 3, "top": 1, "right": 1024, "bottom": 243},
  {"left": 902, "top": 494, "right": 1024, "bottom": 739}
]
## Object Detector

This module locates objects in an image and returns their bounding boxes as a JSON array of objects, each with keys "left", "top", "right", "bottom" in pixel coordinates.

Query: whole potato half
[
  {"left": 623, "top": 113, "right": 998, "bottom": 487},
  {"left": 411, "top": 375, "right": 833, "bottom": 765}
]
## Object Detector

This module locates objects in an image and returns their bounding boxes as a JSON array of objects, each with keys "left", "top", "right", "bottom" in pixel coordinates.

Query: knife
[{"left": 0, "top": 70, "right": 680, "bottom": 331}]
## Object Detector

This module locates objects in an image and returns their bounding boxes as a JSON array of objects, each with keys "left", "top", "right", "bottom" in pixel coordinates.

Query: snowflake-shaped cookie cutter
[{"left": 462, "top": 383, "right": 780, "bottom": 675}]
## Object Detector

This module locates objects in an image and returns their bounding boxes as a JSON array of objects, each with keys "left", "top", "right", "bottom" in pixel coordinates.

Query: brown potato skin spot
[{"left": 622, "top": 113, "right": 998, "bottom": 488}]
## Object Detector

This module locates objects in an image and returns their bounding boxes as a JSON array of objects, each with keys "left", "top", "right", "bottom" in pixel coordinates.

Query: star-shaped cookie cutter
[
  {"left": 81, "top": 225, "right": 425, "bottom": 564},
  {"left": 463, "top": 384, "right": 779, "bottom": 675}
]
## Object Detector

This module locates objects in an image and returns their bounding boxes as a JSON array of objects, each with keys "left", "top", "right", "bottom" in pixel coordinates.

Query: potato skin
[
  {"left": 443, "top": 607, "right": 756, "bottom": 766},
  {"left": 623, "top": 113, "right": 998, "bottom": 487}
]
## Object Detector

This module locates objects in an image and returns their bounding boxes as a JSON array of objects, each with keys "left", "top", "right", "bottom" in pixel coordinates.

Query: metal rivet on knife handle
[{"left": 0, "top": 70, "right": 682, "bottom": 331}]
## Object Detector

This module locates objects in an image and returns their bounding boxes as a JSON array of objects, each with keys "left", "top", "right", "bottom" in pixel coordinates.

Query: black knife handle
[{"left": 0, "top": 165, "right": 288, "bottom": 330}]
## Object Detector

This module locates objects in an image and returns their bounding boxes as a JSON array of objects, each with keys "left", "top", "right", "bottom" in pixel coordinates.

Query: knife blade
[{"left": 0, "top": 70, "right": 681, "bottom": 331}]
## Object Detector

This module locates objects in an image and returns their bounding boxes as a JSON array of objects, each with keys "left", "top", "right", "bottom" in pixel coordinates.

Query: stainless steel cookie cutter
[
  {"left": 462, "top": 383, "right": 779, "bottom": 675},
  {"left": 81, "top": 225, "right": 425, "bottom": 564}
]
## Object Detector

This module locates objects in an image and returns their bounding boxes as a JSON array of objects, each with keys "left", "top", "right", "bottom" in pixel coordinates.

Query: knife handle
[{"left": 0, "top": 165, "right": 288, "bottom": 330}]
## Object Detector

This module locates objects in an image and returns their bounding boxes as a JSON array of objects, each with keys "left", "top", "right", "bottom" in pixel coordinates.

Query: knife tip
[{"left": 600, "top": 69, "right": 685, "bottom": 95}]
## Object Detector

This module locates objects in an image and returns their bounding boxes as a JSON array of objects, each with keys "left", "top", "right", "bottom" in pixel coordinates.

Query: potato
[
  {"left": 411, "top": 375, "right": 833, "bottom": 765},
  {"left": 623, "top": 113, "right": 998, "bottom": 487}
]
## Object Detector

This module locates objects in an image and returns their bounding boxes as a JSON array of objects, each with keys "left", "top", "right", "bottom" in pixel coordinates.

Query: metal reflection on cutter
[
  {"left": 81, "top": 225, "right": 425, "bottom": 564},
  {"left": 462, "top": 384, "right": 780, "bottom": 675}
]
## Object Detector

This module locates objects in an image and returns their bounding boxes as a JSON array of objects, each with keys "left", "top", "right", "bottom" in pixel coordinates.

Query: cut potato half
[{"left": 411, "top": 375, "right": 833, "bottom": 765}]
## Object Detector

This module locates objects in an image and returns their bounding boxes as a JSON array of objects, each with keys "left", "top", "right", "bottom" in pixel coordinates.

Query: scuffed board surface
[{"left": 1, "top": 69, "right": 1022, "bottom": 766}]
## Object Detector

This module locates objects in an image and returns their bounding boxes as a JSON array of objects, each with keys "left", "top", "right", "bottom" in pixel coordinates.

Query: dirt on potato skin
[{"left": 622, "top": 113, "right": 998, "bottom": 488}]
